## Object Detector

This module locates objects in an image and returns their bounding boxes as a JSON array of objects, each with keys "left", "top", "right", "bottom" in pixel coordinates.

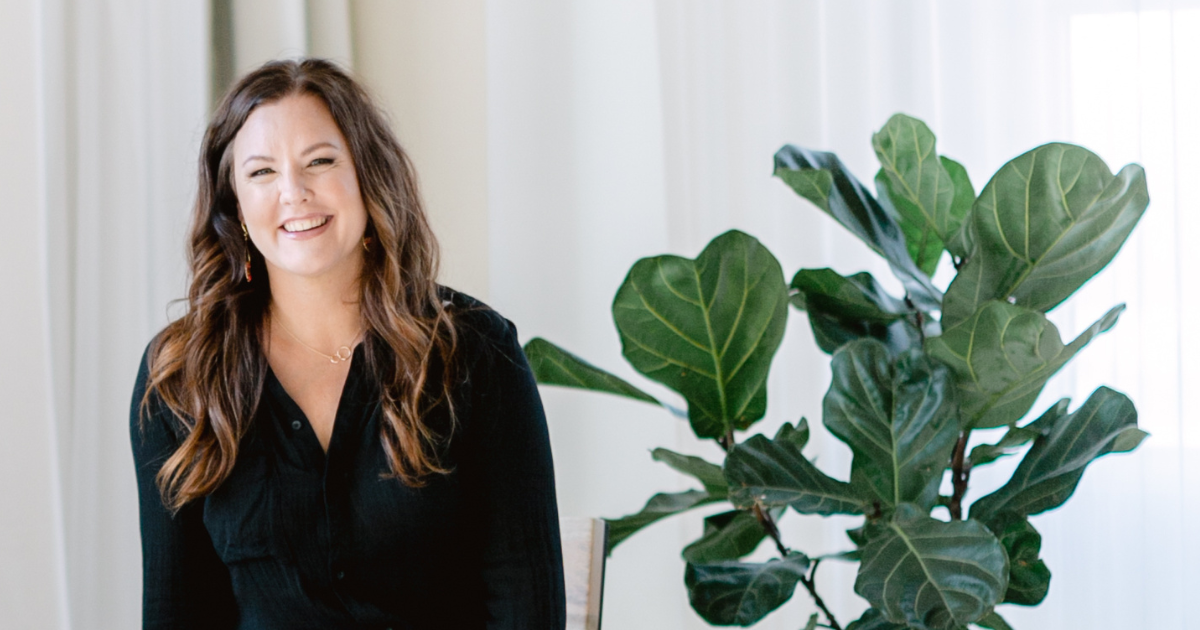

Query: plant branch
[
  {"left": 718, "top": 428, "right": 735, "bottom": 453},
  {"left": 752, "top": 505, "right": 842, "bottom": 630},
  {"left": 905, "top": 296, "right": 926, "bottom": 343},
  {"left": 734, "top": 428, "right": 842, "bottom": 628},
  {"left": 948, "top": 430, "right": 971, "bottom": 520},
  {"left": 798, "top": 560, "right": 843, "bottom": 630},
  {"left": 751, "top": 504, "right": 788, "bottom": 557}
]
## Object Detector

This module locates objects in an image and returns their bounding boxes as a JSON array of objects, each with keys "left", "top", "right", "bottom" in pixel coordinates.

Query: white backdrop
[
  {"left": 490, "top": 1, "right": 1200, "bottom": 628},
  {"left": 2, "top": 1, "right": 1198, "bottom": 628}
]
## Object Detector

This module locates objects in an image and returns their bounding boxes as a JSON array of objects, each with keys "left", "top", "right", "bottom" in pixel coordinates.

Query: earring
[
  {"left": 362, "top": 236, "right": 374, "bottom": 252},
  {"left": 241, "top": 222, "right": 253, "bottom": 282}
]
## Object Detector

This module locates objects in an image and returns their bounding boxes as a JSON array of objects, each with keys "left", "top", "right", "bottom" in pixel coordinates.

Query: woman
[{"left": 130, "top": 58, "right": 565, "bottom": 629}]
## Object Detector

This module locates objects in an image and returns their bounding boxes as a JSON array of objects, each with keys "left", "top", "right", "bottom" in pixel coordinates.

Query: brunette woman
[{"left": 130, "top": 58, "right": 565, "bottom": 629}]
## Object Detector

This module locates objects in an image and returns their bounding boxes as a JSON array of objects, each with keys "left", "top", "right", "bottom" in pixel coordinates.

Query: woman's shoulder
[
  {"left": 130, "top": 326, "right": 191, "bottom": 442},
  {"left": 438, "top": 285, "right": 519, "bottom": 350},
  {"left": 132, "top": 328, "right": 167, "bottom": 403},
  {"left": 437, "top": 286, "right": 534, "bottom": 386}
]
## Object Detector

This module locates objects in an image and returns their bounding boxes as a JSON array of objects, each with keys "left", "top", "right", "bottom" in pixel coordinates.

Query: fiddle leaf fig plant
[{"left": 523, "top": 113, "right": 1150, "bottom": 629}]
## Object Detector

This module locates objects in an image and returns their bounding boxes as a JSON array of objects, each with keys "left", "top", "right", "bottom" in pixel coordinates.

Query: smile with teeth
[{"left": 282, "top": 216, "right": 330, "bottom": 233}]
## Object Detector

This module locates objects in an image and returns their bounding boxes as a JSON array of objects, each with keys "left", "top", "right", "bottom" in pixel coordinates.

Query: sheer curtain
[
  {"left": 490, "top": 1, "right": 1200, "bottom": 628},
  {"left": 1, "top": 2, "right": 210, "bottom": 629},
  {"left": 4, "top": 1, "right": 1197, "bottom": 628},
  {"left": 653, "top": 2, "right": 1200, "bottom": 628},
  {"left": 1, "top": 2, "right": 357, "bottom": 628}
]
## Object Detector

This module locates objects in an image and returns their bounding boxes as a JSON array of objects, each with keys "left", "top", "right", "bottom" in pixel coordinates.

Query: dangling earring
[
  {"left": 242, "top": 222, "right": 253, "bottom": 282},
  {"left": 362, "top": 235, "right": 374, "bottom": 252}
]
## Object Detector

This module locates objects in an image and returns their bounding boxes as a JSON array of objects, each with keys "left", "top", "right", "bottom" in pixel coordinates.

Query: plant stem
[
  {"left": 948, "top": 431, "right": 971, "bottom": 520},
  {"left": 751, "top": 504, "right": 788, "bottom": 557},
  {"left": 733, "top": 430, "right": 842, "bottom": 628},
  {"left": 798, "top": 560, "right": 843, "bottom": 630},
  {"left": 718, "top": 429, "right": 735, "bottom": 453},
  {"left": 904, "top": 296, "right": 926, "bottom": 343},
  {"left": 752, "top": 505, "right": 842, "bottom": 630}
]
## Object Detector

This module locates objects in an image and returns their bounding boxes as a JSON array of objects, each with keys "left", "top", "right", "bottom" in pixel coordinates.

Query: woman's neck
[{"left": 265, "top": 264, "right": 364, "bottom": 352}]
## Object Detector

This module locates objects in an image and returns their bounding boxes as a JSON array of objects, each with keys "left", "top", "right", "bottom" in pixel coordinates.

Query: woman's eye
[
  {"left": 250, "top": 168, "right": 273, "bottom": 177},
  {"left": 310, "top": 158, "right": 334, "bottom": 167}
]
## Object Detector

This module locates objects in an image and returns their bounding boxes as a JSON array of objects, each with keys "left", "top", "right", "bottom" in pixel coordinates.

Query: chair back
[{"left": 560, "top": 517, "right": 608, "bottom": 630}]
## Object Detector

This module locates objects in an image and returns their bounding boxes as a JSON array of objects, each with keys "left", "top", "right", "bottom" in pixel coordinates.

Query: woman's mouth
[{"left": 282, "top": 216, "right": 330, "bottom": 233}]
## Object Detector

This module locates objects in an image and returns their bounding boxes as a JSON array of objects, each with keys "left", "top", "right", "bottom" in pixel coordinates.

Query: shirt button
[
  {"left": 336, "top": 571, "right": 346, "bottom": 580},
  {"left": 291, "top": 420, "right": 302, "bottom": 430}
]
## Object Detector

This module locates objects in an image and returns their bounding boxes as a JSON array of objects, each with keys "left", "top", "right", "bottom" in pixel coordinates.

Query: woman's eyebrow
[
  {"left": 241, "top": 142, "right": 338, "bottom": 168},
  {"left": 302, "top": 141, "right": 339, "bottom": 155}
]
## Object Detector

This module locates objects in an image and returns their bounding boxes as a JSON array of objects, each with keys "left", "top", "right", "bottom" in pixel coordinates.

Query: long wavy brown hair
[{"left": 142, "top": 58, "right": 458, "bottom": 511}]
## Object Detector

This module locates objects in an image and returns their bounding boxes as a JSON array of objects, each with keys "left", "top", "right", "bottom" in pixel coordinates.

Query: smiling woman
[
  {"left": 129, "top": 59, "right": 566, "bottom": 630},
  {"left": 234, "top": 94, "right": 369, "bottom": 285}
]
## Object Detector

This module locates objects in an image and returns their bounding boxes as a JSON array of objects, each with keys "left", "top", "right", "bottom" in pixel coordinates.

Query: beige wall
[{"left": 351, "top": 0, "right": 490, "bottom": 301}]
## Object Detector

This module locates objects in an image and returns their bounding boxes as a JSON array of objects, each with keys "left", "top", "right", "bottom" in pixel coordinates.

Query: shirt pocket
[{"left": 203, "top": 449, "right": 277, "bottom": 564}]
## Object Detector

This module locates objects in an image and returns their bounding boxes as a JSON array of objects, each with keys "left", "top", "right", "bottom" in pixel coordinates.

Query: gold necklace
[{"left": 272, "top": 314, "right": 361, "bottom": 364}]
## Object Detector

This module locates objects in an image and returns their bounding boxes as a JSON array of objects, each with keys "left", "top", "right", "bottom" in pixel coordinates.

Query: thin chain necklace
[{"left": 272, "top": 313, "right": 362, "bottom": 364}]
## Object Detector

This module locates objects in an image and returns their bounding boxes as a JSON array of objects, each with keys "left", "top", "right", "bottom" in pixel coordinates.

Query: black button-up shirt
[{"left": 130, "top": 297, "right": 566, "bottom": 629}]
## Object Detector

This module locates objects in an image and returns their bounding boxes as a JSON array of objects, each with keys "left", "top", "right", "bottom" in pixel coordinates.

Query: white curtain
[
  {"left": 1, "top": 1, "right": 209, "bottom": 628},
  {"left": 0, "top": 1, "right": 356, "bottom": 628},
  {"left": 489, "top": 1, "right": 1200, "bottom": 628},
  {"left": 4, "top": 1, "right": 1197, "bottom": 628}
]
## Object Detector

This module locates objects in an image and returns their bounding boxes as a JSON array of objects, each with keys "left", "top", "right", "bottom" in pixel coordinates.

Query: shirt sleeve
[
  {"left": 129, "top": 343, "right": 239, "bottom": 629},
  {"left": 469, "top": 317, "right": 567, "bottom": 629}
]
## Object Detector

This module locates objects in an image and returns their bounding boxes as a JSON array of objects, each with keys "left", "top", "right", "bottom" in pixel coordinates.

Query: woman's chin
[{"left": 265, "top": 254, "right": 361, "bottom": 283}]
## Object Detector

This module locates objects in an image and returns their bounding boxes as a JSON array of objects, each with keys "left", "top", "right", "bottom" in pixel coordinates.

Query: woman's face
[{"left": 231, "top": 93, "right": 369, "bottom": 285}]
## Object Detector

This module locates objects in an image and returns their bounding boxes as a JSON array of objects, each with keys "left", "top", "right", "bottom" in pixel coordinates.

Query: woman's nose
[{"left": 278, "top": 167, "right": 311, "bottom": 206}]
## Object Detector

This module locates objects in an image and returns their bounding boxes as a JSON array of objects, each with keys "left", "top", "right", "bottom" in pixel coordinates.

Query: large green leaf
[
  {"left": 856, "top": 504, "right": 1008, "bottom": 630},
  {"left": 941, "top": 143, "right": 1149, "bottom": 327},
  {"left": 774, "top": 145, "right": 942, "bottom": 311},
  {"left": 605, "top": 490, "right": 722, "bottom": 554},
  {"left": 877, "top": 171, "right": 945, "bottom": 277},
  {"left": 970, "top": 386, "right": 1145, "bottom": 523},
  {"left": 790, "top": 268, "right": 920, "bottom": 355},
  {"left": 925, "top": 301, "right": 1123, "bottom": 429},
  {"left": 791, "top": 268, "right": 910, "bottom": 323},
  {"left": 682, "top": 507, "right": 781, "bottom": 564},
  {"left": 872, "top": 114, "right": 961, "bottom": 276},
  {"left": 725, "top": 429, "right": 866, "bottom": 516},
  {"left": 846, "top": 608, "right": 912, "bottom": 630},
  {"left": 605, "top": 448, "right": 730, "bottom": 554},
  {"left": 974, "top": 611, "right": 1014, "bottom": 630},
  {"left": 942, "top": 156, "right": 977, "bottom": 260},
  {"left": 685, "top": 552, "right": 811, "bottom": 626},
  {"left": 652, "top": 448, "right": 728, "bottom": 496},
  {"left": 969, "top": 399, "right": 1067, "bottom": 467},
  {"left": 612, "top": 230, "right": 789, "bottom": 438},
  {"left": 986, "top": 513, "right": 1051, "bottom": 606},
  {"left": 823, "top": 340, "right": 960, "bottom": 509},
  {"left": 776, "top": 417, "right": 810, "bottom": 451},
  {"left": 523, "top": 337, "right": 659, "bottom": 404}
]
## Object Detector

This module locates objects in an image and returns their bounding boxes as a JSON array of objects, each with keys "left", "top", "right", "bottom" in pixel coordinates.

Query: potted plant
[{"left": 524, "top": 114, "right": 1149, "bottom": 629}]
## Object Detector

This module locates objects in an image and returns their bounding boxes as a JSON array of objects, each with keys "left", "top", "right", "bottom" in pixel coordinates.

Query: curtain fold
[
  {"left": 33, "top": 2, "right": 210, "bottom": 628},
  {"left": 5, "top": 2, "right": 1197, "bottom": 628},
  {"left": 1, "top": 1, "right": 69, "bottom": 627}
]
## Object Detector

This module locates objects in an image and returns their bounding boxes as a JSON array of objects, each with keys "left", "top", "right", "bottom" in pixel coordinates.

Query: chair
[{"left": 560, "top": 517, "right": 608, "bottom": 630}]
